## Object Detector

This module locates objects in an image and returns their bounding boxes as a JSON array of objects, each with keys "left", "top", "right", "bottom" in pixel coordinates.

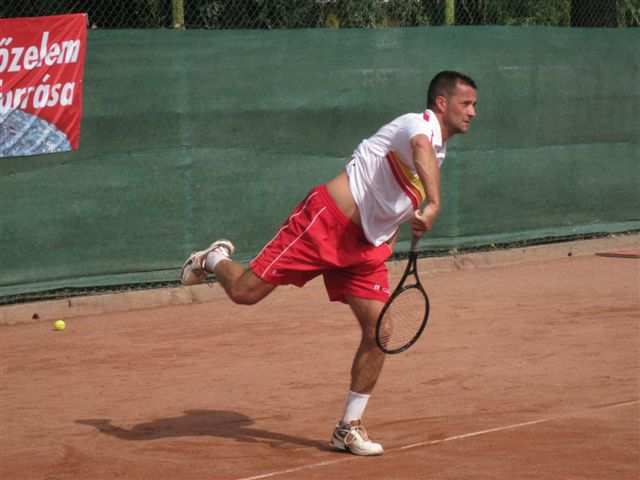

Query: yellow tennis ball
[{"left": 53, "top": 320, "right": 66, "bottom": 331}]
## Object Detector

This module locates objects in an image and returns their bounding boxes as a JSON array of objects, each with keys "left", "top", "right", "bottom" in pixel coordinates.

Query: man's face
[{"left": 442, "top": 82, "right": 477, "bottom": 136}]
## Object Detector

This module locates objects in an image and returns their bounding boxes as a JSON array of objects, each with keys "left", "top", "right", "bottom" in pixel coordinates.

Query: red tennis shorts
[{"left": 249, "top": 185, "right": 392, "bottom": 303}]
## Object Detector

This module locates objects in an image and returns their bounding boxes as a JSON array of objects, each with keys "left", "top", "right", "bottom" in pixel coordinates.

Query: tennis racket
[{"left": 375, "top": 236, "right": 430, "bottom": 354}]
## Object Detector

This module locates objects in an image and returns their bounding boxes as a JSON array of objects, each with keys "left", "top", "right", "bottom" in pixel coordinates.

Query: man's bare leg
[
  {"left": 182, "top": 239, "right": 276, "bottom": 305},
  {"left": 212, "top": 259, "right": 276, "bottom": 305},
  {"left": 346, "top": 295, "right": 386, "bottom": 393},
  {"left": 330, "top": 295, "right": 385, "bottom": 456}
]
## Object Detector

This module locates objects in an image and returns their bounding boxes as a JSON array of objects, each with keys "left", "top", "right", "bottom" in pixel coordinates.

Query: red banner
[{"left": 0, "top": 14, "right": 87, "bottom": 157}]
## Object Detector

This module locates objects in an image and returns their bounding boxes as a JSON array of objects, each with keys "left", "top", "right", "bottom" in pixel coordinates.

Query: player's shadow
[{"left": 76, "top": 410, "right": 330, "bottom": 451}]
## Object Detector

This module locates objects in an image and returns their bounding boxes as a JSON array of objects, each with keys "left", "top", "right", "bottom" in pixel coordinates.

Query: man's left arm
[{"left": 410, "top": 134, "right": 441, "bottom": 238}]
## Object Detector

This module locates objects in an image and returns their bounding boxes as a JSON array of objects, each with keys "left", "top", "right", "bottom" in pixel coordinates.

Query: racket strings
[{"left": 378, "top": 287, "right": 426, "bottom": 352}]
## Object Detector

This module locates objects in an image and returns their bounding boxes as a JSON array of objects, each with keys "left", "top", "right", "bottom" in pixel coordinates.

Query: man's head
[{"left": 427, "top": 71, "right": 477, "bottom": 139}]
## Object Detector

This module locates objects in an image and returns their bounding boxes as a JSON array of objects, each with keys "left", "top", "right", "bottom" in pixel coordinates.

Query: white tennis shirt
[{"left": 346, "top": 109, "right": 447, "bottom": 246}]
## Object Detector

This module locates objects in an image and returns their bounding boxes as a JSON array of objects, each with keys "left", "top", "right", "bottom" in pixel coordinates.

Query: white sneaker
[
  {"left": 180, "top": 239, "right": 235, "bottom": 286},
  {"left": 330, "top": 420, "right": 384, "bottom": 456}
]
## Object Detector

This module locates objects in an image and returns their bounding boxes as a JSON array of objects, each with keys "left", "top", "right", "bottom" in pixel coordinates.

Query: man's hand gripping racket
[{"left": 375, "top": 236, "right": 430, "bottom": 354}]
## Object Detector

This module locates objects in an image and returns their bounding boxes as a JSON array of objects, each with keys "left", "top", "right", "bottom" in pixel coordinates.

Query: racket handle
[{"left": 410, "top": 236, "right": 420, "bottom": 253}]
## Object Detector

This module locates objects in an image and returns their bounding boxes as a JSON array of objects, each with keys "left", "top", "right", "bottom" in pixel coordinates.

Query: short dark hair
[{"left": 427, "top": 71, "right": 477, "bottom": 109}]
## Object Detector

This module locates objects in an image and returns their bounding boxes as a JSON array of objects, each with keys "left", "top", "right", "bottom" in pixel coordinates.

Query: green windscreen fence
[{"left": 1, "top": 27, "right": 638, "bottom": 299}]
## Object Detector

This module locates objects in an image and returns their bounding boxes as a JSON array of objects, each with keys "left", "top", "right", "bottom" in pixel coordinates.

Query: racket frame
[{"left": 375, "top": 236, "right": 430, "bottom": 354}]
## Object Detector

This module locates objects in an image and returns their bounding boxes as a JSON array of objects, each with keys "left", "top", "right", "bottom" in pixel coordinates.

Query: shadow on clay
[{"left": 76, "top": 409, "right": 331, "bottom": 451}]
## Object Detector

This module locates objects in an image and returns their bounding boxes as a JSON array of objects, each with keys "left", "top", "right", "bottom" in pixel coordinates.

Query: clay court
[{"left": 2, "top": 236, "right": 639, "bottom": 480}]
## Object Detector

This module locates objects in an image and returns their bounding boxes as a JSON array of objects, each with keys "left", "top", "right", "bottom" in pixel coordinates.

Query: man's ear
[{"left": 435, "top": 95, "right": 448, "bottom": 113}]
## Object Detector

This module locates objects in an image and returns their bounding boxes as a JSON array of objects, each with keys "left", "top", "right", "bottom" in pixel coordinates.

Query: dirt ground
[{"left": 2, "top": 244, "right": 639, "bottom": 479}]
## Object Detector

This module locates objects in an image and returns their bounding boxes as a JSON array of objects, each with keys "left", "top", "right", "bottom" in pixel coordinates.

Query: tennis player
[{"left": 181, "top": 71, "right": 477, "bottom": 456}]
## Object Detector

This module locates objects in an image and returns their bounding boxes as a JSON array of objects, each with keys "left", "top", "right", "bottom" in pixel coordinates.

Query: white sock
[
  {"left": 341, "top": 391, "right": 370, "bottom": 425},
  {"left": 204, "top": 250, "right": 230, "bottom": 272}
]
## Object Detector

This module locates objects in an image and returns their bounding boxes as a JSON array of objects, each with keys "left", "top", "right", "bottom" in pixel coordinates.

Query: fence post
[
  {"left": 445, "top": 0, "right": 455, "bottom": 25},
  {"left": 172, "top": 0, "right": 185, "bottom": 29}
]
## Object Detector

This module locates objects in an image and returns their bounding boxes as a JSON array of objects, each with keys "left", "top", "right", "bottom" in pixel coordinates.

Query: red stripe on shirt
[{"left": 386, "top": 152, "right": 420, "bottom": 209}]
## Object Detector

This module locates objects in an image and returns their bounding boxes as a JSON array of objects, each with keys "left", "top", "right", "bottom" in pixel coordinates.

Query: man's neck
[{"left": 434, "top": 112, "right": 450, "bottom": 142}]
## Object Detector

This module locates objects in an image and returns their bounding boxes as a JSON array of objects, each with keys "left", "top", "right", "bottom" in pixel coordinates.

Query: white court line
[
  {"left": 234, "top": 399, "right": 639, "bottom": 480},
  {"left": 399, "top": 398, "right": 640, "bottom": 451}
]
